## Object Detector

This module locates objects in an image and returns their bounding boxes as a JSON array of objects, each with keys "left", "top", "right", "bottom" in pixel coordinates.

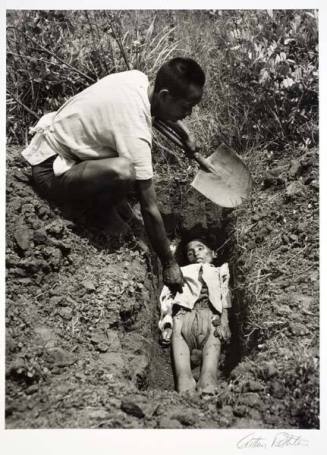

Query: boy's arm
[
  {"left": 213, "top": 307, "right": 231, "bottom": 342},
  {"left": 220, "top": 307, "right": 231, "bottom": 341},
  {"left": 214, "top": 264, "right": 232, "bottom": 342},
  {"left": 136, "top": 179, "right": 183, "bottom": 293},
  {"left": 220, "top": 286, "right": 232, "bottom": 340},
  {"left": 158, "top": 286, "right": 174, "bottom": 333}
]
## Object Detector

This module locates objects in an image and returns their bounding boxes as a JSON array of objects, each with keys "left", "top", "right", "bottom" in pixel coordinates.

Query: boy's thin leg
[
  {"left": 172, "top": 316, "right": 196, "bottom": 393},
  {"left": 197, "top": 330, "right": 221, "bottom": 393}
]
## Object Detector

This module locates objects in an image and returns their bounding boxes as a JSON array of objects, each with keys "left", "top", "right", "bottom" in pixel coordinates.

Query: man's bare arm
[{"left": 136, "top": 179, "right": 183, "bottom": 292}]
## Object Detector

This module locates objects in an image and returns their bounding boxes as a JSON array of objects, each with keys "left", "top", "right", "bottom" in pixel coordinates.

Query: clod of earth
[
  {"left": 7, "top": 357, "right": 26, "bottom": 377},
  {"left": 57, "top": 307, "right": 73, "bottom": 320},
  {"left": 33, "top": 228, "right": 48, "bottom": 244},
  {"left": 233, "top": 405, "right": 248, "bottom": 417},
  {"left": 88, "top": 409, "right": 109, "bottom": 420},
  {"left": 171, "top": 409, "right": 197, "bottom": 426},
  {"left": 120, "top": 400, "right": 145, "bottom": 419},
  {"left": 269, "top": 381, "right": 286, "bottom": 399},
  {"left": 158, "top": 416, "right": 183, "bottom": 429},
  {"left": 49, "top": 296, "right": 67, "bottom": 307},
  {"left": 82, "top": 280, "right": 96, "bottom": 292},
  {"left": 45, "top": 221, "right": 65, "bottom": 238},
  {"left": 45, "top": 348, "right": 77, "bottom": 367},
  {"left": 262, "top": 173, "right": 285, "bottom": 189},
  {"left": 259, "top": 362, "right": 278, "bottom": 380},
  {"left": 242, "top": 380, "right": 265, "bottom": 393},
  {"left": 288, "top": 322, "right": 309, "bottom": 336},
  {"left": 286, "top": 181, "right": 306, "bottom": 198},
  {"left": 14, "top": 226, "right": 33, "bottom": 252},
  {"left": 14, "top": 170, "right": 31, "bottom": 184},
  {"left": 220, "top": 405, "right": 234, "bottom": 421},
  {"left": 25, "top": 384, "right": 39, "bottom": 395},
  {"left": 238, "top": 393, "right": 263, "bottom": 409},
  {"left": 289, "top": 159, "right": 303, "bottom": 178}
]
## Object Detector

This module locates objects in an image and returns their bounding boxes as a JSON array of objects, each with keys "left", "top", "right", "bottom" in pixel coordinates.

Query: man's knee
[
  {"left": 110, "top": 158, "right": 136, "bottom": 186},
  {"left": 121, "top": 158, "right": 136, "bottom": 185}
]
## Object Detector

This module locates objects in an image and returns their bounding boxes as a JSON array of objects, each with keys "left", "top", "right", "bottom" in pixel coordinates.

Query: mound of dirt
[{"left": 226, "top": 146, "right": 319, "bottom": 429}]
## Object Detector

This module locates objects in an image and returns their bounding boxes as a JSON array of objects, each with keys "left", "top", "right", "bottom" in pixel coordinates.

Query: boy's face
[
  {"left": 156, "top": 83, "right": 203, "bottom": 122},
  {"left": 186, "top": 240, "right": 215, "bottom": 264}
]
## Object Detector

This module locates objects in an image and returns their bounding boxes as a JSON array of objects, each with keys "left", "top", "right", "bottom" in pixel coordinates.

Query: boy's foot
[
  {"left": 177, "top": 375, "right": 196, "bottom": 393},
  {"left": 180, "top": 389, "right": 199, "bottom": 400},
  {"left": 198, "top": 385, "right": 219, "bottom": 398},
  {"left": 197, "top": 374, "right": 219, "bottom": 395}
]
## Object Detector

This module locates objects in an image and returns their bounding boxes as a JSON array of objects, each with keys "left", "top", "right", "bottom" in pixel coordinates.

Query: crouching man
[{"left": 22, "top": 57, "right": 206, "bottom": 293}]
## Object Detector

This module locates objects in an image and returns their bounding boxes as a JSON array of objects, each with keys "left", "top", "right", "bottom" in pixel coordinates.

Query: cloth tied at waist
[{"left": 21, "top": 112, "right": 75, "bottom": 174}]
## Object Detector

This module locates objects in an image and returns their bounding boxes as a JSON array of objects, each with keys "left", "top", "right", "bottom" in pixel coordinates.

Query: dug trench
[
  {"left": 147, "top": 176, "right": 243, "bottom": 392},
  {"left": 6, "top": 147, "right": 318, "bottom": 429}
]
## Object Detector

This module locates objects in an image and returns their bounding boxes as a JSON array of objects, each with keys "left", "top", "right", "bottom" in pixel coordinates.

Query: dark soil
[{"left": 5, "top": 145, "right": 319, "bottom": 429}]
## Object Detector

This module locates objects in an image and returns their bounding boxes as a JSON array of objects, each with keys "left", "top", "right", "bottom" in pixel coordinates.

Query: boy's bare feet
[
  {"left": 177, "top": 374, "right": 196, "bottom": 393},
  {"left": 197, "top": 373, "right": 218, "bottom": 394}
]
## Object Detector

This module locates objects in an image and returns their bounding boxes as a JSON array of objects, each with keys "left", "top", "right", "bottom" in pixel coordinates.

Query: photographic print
[{"left": 5, "top": 9, "right": 319, "bottom": 432}]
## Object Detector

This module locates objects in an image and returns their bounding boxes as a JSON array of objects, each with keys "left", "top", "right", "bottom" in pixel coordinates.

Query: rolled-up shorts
[
  {"left": 32, "top": 155, "right": 85, "bottom": 204},
  {"left": 32, "top": 155, "right": 133, "bottom": 210},
  {"left": 174, "top": 307, "right": 219, "bottom": 351}
]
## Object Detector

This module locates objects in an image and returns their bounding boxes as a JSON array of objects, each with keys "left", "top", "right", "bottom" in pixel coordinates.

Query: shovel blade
[{"left": 191, "top": 146, "right": 252, "bottom": 208}]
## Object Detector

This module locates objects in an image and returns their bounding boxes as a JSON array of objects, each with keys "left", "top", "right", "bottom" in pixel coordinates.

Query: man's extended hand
[{"left": 162, "top": 261, "right": 184, "bottom": 294}]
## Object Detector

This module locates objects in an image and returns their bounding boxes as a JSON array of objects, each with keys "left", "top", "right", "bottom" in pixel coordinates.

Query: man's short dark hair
[{"left": 154, "top": 57, "right": 205, "bottom": 98}]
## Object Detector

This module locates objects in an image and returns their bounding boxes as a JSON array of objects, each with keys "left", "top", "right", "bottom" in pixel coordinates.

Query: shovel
[{"left": 153, "top": 119, "right": 252, "bottom": 208}]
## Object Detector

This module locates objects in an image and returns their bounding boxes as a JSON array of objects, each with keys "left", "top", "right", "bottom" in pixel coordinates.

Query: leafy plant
[{"left": 206, "top": 10, "right": 318, "bottom": 151}]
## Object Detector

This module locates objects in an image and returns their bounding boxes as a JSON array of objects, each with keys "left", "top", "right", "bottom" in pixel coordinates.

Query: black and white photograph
[{"left": 2, "top": 3, "right": 323, "bottom": 451}]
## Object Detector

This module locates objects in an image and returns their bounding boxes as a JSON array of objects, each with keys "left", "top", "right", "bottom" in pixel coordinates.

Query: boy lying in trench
[{"left": 158, "top": 237, "right": 231, "bottom": 394}]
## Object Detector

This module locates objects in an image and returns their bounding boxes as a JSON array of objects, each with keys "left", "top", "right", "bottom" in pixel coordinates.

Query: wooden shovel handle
[
  {"left": 153, "top": 119, "right": 185, "bottom": 149},
  {"left": 153, "top": 119, "right": 215, "bottom": 173},
  {"left": 192, "top": 152, "right": 217, "bottom": 174}
]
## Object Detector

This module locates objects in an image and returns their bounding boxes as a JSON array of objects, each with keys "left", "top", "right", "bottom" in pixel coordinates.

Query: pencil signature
[{"left": 237, "top": 432, "right": 309, "bottom": 449}]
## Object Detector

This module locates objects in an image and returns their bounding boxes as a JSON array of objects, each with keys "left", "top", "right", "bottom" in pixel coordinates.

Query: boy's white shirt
[
  {"left": 158, "top": 262, "right": 231, "bottom": 334},
  {"left": 22, "top": 70, "right": 153, "bottom": 180}
]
